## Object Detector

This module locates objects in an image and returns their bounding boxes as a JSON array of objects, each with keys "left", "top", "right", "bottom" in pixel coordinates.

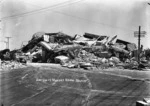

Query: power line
[
  {"left": 52, "top": 10, "right": 134, "bottom": 31},
  {"left": 0, "top": 0, "right": 81, "bottom": 19},
  {"left": 0, "top": 0, "right": 134, "bottom": 31},
  {"left": 0, "top": 0, "right": 84, "bottom": 20}
]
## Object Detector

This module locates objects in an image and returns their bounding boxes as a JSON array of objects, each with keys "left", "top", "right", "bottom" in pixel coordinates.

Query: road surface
[{"left": 1, "top": 63, "right": 150, "bottom": 106}]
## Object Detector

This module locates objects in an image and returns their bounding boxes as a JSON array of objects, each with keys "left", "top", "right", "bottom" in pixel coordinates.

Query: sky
[{"left": 0, "top": 0, "right": 150, "bottom": 50}]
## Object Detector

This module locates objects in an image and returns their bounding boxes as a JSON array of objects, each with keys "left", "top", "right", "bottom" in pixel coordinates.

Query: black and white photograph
[{"left": 0, "top": 0, "right": 150, "bottom": 106}]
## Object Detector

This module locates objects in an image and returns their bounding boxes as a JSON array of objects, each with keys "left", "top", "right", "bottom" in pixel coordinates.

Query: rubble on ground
[
  {"left": 0, "top": 60, "right": 26, "bottom": 70},
  {"left": 1, "top": 31, "right": 150, "bottom": 70}
]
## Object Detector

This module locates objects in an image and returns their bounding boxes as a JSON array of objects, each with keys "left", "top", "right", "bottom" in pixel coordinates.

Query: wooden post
[{"left": 138, "top": 26, "right": 141, "bottom": 65}]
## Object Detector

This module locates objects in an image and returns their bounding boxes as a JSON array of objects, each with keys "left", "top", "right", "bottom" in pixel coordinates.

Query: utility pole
[
  {"left": 134, "top": 26, "right": 146, "bottom": 65},
  {"left": 5, "top": 37, "right": 11, "bottom": 49},
  {"left": 138, "top": 26, "right": 141, "bottom": 65}
]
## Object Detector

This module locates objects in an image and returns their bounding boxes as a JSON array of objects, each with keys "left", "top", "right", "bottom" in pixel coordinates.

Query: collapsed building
[{"left": 0, "top": 31, "right": 149, "bottom": 70}]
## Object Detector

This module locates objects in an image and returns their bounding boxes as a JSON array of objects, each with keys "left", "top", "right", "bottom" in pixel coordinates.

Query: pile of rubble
[
  {"left": 0, "top": 31, "right": 150, "bottom": 70},
  {"left": 0, "top": 60, "right": 26, "bottom": 70}
]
